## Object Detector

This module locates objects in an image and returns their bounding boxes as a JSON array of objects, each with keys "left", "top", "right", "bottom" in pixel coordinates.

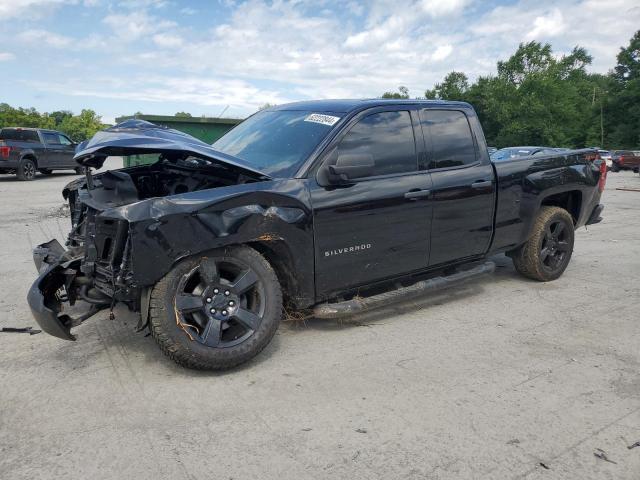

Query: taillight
[
  {"left": 619, "top": 155, "right": 625, "bottom": 165},
  {"left": 598, "top": 158, "right": 607, "bottom": 193},
  {"left": 0, "top": 146, "right": 11, "bottom": 159}
]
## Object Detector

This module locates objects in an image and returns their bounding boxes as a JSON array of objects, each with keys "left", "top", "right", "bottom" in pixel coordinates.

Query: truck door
[
  {"left": 419, "top": 108, "right": 495, "bottom": 266},
  {"left": 310, "top": 107, "right": 433, "bottom": 300},
  {"left": 56, "top": 133, "right": 76, "bottom": 167},
  {"left": 41, "top": 132, "right": 64, "bottom": 168}
]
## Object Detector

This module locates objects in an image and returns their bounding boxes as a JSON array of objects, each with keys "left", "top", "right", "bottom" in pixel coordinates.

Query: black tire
[
  {"left": 511, "top": 206, "right": 575, "bottom": 282},
  {"left": 17, "top": 158, "right": 36, "bottom": 181},
  {"left": 149, "top": 245, "right": 282, "bottom": 370},
  {"left": 611, "top": 163, "right": 620, "bottom": 173},
  {"left": 39, "top": 168, "right": 53, "bottom": 175}
]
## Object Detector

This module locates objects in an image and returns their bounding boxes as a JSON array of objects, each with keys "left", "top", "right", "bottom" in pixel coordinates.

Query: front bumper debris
[{"left": 27, "top": 239, "right": 107, "bottom": 341}]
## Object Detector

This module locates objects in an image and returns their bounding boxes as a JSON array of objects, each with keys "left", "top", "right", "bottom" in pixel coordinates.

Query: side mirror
[{"left": 327, "top": 153, "right": 374, "bottom": 183}]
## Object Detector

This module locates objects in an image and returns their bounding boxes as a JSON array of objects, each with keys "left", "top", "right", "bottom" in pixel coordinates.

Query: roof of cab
[{"left": 271, "top": 99, "right": 472, "bottom": 113}]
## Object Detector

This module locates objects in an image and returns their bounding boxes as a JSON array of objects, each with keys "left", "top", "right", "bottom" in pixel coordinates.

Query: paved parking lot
[{"left": 1, "top": 163, "right": 639, "bottom": 480}]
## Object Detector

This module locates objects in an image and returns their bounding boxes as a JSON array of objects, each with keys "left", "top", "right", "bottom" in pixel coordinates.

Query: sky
[{"left": 0, "top": 0, "right": 639, "bottom": 124}]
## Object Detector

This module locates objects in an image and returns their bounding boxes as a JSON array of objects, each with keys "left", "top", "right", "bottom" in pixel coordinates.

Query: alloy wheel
[
  {"left": 173, "top": 257, "right": 265, "bottom": 348},
  {"left": 540, "top": 220, "right": 570, "bottom": 271}
]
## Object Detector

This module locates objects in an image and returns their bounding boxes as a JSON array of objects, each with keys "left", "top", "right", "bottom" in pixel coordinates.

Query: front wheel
[
  {"left": 149, "top": 246, "right": 282, "bottom": 370},
  {"left": 510, "top": 206, "right": 575, "bottom": 282}
]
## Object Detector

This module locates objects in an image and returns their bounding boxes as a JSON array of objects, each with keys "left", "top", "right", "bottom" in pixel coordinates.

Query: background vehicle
[
  {"left": 598, "top": 149, "right": 612, "bottom": 169},
  {"left": 0, "top": 127, "right": 81, "bottom": 180},
  {"left": 490, "top": 146, "right": 561, "bottom": 161},
  {"left": 611, "top": 150, "right": 640, "bottom": 172},
  {"left": 28, "top": 100, "right": 606, "bottom": 370}
]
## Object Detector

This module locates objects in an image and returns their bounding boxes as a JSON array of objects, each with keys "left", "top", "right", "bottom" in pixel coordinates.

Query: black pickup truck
[
  {"left": 27, "top": 100, "right": 607, "bottom": 370},
  {"left": 0, "top": 127, "right": 81, "bottom": 180}
]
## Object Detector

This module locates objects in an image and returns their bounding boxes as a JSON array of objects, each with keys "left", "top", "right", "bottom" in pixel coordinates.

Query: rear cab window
[
  {"left": 420, "top": 109, "right": 477, "bottom": 169},
  {"left": 0, "top": 129, "right": 40, "bottom": 142}
]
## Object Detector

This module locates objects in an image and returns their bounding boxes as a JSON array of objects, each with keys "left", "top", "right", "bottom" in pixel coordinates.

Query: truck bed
[{"left": 490, "top": 149, "right": 603, "bottom": 254}]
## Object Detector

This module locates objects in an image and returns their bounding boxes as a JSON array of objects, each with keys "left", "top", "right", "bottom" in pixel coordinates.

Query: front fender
[{"left": 114, "top": 179, "right": 316, "bottom": 306}]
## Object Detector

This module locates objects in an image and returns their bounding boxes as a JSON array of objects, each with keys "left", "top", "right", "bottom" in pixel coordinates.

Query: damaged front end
[
  {"left": 27, "top": 119, "right": 279, "bottom": 341},
  {"left": 28, "top": 239, "right": 113, "bottom": 340}
]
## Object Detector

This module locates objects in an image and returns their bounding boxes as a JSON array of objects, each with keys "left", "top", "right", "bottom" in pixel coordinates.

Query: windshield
[{"left": 212, "top": 110, "right": 342, "bottom": 177}]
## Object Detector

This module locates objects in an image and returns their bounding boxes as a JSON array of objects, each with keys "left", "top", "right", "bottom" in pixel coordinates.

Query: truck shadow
[
  {"left": 282, "top": 254, "right": 523, "bottom": 333},
  {"left": 49, "top": 255, "right": 524, "bottom": 376}
]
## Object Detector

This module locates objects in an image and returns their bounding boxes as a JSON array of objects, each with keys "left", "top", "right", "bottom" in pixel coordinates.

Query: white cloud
[
  {"left": 103, "top": 11, "right": 176, "bottom": 41},
  {"left": 0, "top": 0, "right": 97, "bottom": 19},
  {"left": 420, "top": 0, "right": 469, "bottom": 18},
  {"left": 432, "top": 44, "right": 453, "bottom": 61},
  {"left": 28, "top": 75, "right": 293, "bottom": 112},
  {"left": 18, "top": 29, "right": 73, "bottom": 47},
  {"left": 152, "top": 33, "right": 183, "bottom": 47},
  {"left": 525, "top": 8, "right": 566, "bottom": 40},
  {"left": 0, "top": 52, "right": 15, "bottom": 61}
]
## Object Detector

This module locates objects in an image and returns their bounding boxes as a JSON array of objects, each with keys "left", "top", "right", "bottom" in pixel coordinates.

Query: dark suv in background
[{"left": 0, "top": 128, "right": 81, "bottom": 180}]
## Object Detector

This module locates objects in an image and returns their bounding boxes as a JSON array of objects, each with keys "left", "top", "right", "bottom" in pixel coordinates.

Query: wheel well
[
  {"left": 541, "top": 190, "right": 582, "bottom": 224},
  {"left": 22, "top": 154, "right": 38, "bottom": 167},
  {"left": 248, "top": 240, "right": 299, "bottom": 308}
]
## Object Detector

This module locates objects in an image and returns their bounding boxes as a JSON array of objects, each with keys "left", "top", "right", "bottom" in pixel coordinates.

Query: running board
[{"left": 313, "top": 261, "right": 496, "bottom": 319}]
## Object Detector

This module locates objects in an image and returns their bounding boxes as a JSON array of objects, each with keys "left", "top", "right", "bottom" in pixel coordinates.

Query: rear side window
[
  {"left": 42, "top": 132, "right": 61, "bottom": 145},
  {"left": 0, "top": 129, "right": 39, "bottom": 142},
  {"left": 422, "top": 110, "right": 476, "bottom": 168},
  {"left": 337, "top": 110, "right": 417, "bottom": 178}
]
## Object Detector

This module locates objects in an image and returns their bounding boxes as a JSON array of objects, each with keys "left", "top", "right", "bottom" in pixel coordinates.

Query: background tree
[
  {"left": 425, "top": 72, "right": 469, "bottom": 100},
  {"left": 381, "top": 86, "right": 409, "bottom": 99}
]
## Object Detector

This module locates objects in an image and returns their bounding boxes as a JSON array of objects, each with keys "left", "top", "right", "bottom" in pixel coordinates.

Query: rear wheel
[
  {"left": 149, "top": 246, "right": 282, "bottom": 370},
  {"left": 611, "top": 163, "right": 620, "bottom": 172},
  {"left": 511, "top": 206, "right": 575, "bottom": 282},
  {"left": 17, "top": 158, "right": 36, "bottom": 181}
]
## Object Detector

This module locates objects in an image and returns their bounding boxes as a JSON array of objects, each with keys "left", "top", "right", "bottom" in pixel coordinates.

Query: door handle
[
  {"left": 471, "top": 180, "right": 492, "bottom": 189},
  {"left": 404, "top": 189, "right": 431, "bottom": 200}
]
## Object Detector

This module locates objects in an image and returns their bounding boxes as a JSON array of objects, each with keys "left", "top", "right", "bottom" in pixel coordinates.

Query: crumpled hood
[{"left": 74, "top": 119, "right": 269, "bottom": 179}]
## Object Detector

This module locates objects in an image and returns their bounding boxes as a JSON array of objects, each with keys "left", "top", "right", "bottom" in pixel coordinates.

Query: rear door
[
  {"left": 419, "top": 108, "right": 495, "bottom": 266},
  {"left": 310, "top": 107, "right": 433, "bottom": 299}
]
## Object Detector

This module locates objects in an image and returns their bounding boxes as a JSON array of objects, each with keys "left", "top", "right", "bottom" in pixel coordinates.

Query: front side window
[
  {"left": 423, "top": 110, "right": 476, "bottom": 168},
  {"left": 336, "top": 110, "right": 417, "bottom": 178},
  {"left": 58, "top": 134, "right": 73, "bottom": 145}
]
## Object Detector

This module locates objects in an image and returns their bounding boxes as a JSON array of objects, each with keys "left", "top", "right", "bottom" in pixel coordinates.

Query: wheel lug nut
[
  {"left": 206, "top": 297, "right": 212, "bottom": 303},
  {"left": 224, "top": 290, "right": 230, "bottom": 296},
  {"left": 210, "top": 308, "right": 216, "bottom": 314},
  {"left": 222, "top": 310, "right": 228, "bottom": 316},
  {"left": 213, "top": 288, "right": 219, "bottom": 294},
  {"left": 228, "top": 300, "right": 235, "bottom": 306}
]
